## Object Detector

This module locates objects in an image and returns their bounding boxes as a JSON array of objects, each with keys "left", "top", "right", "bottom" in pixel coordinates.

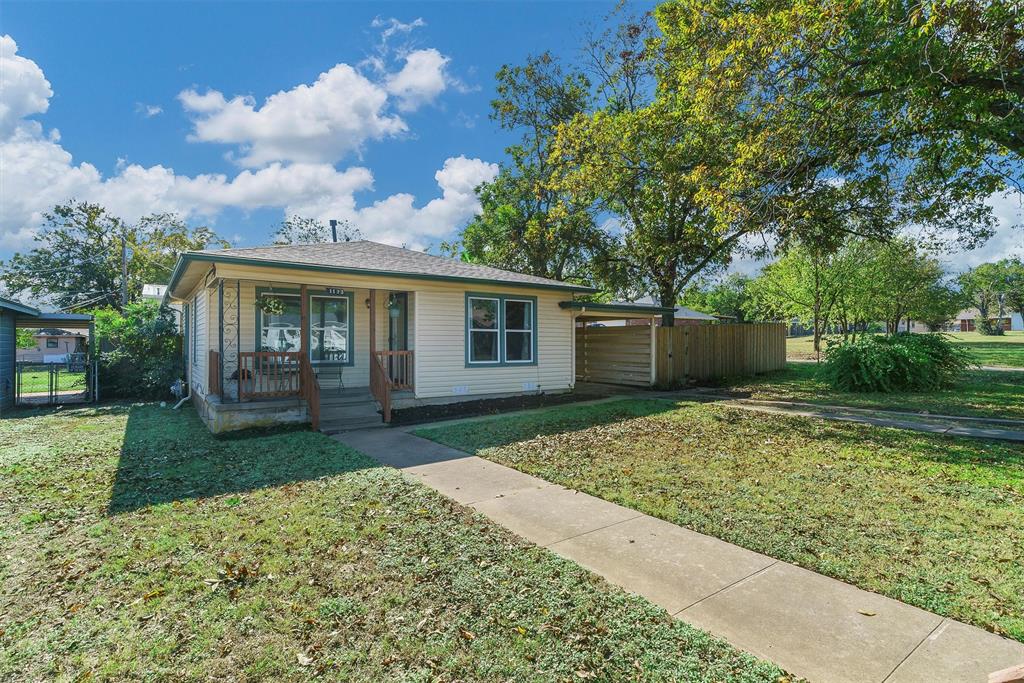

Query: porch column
[
  {"left": 369, "top": 289, "right": 377, "bottom": 353},
  {"left": 300, "top": 285, "right": 309, "bottom": 355}
]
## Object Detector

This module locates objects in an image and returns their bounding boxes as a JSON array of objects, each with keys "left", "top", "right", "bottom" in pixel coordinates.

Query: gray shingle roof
[{"left": 190, "top": 240, "right": 593, "bottom": 291}]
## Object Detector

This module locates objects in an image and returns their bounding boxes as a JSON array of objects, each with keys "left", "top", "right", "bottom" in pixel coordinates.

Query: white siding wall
[
  {"left": 414, "top": 285, "right": 572, "bottom": 399},
  {"left": 201, "top": 265, "right": 575, "bottom": 401},
  {"left": 190, "top": 286, "right": 209, "bottom": 398}
]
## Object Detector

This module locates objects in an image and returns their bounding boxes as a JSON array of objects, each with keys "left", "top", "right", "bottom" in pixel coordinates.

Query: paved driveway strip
[{"left": 334, "top": 427, "right": 1024, "bottom": 682}]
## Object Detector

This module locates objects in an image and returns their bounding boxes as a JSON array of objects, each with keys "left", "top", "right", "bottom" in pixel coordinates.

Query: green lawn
[
  {"left": 787, "top": 331, "right": 1024, "bottom": 368},
  {"left": 416, "top": 399, "right": 1024, "bottom": 642},
  {"left": 0, "top": 404, "right": 789, "bottom": 682},
  {"left": 715, "top": 364, "right": 1024, "bottom": 420},
  {"left": 18, "top": 369, "right": 86, "bottom": 393},
  {"left": 945, "top": 331, "right": 1024, "bottom": 368}
]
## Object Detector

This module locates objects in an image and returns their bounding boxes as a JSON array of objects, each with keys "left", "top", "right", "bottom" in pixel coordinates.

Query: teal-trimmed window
[
  {"left": 465, "top": 293, "right": 538, "bottom": 366},
  {"left": 309, "top": 293, "right": 354, "bottom": 365},
  {"left": 257, "top": 293, "right": 301, "bottom": 353},
  {"left": 253, "top": 288, "right": 355, "bottom": 366}
]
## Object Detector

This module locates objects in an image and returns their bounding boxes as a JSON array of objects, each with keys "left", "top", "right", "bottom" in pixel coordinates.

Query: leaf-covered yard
[
  {"left": 0, "top": 404, "right": 789, "bottom": 682},
  {"left": 416, "top": 399, "right": 1024, "bottom": 642}
]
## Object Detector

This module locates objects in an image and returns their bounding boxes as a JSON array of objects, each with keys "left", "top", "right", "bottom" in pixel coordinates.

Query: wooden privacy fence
[
  {"left": 656, "top": 323, "right": 786, "bottom": 384},
  {"left": 575, "top": 325, "right": 653, "bottom": 387}
]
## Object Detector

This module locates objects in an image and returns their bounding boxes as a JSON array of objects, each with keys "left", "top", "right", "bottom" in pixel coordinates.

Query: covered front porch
[{"left": 197, "top": 277, "right": 414, "bottom": 429}]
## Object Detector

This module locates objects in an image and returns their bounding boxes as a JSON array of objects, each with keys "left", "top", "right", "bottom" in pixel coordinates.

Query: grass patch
[
  {"left": 17, "top": 369, "right": 86, "bottom": 393},
  {"left": 0, "top": 403, "right": 789, "bottom": 682},
  {"left": 945, "top": 331, "right": 1024, "bottom": 368},
  {"left": 416, "top": 399, "right": 1024, "bottom": 641},
  {"left": 788, "top": 332, "right": 1024, "bottom": 368},
  {"left": 714, "top": 364, "right": 1024, "bottom": 420}
]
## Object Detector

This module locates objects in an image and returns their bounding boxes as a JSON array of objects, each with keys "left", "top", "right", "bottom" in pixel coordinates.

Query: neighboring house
[
  {"left": 164, "top": 240, "right": 668, "bottom": 433},
  {"left": 0, "top": 296, "right": 93, "bottom": 413},
  {"left": 896, "top": 309, "right": 1022, "bottom": 333},
  {"left": 16, "top": 328, "right": 87, "bottom": 362},
  {"left": 948, "top": 308, "right": 1020, "bottom": 333},
  {"left": 602, "top": 297, "right": 719, "bottom": 327},
  {"left": 143, "top": 283, "right": 183, "bottom": 331}
]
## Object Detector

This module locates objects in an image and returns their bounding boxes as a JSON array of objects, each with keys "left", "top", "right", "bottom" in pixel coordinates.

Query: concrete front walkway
[
  {"left": 664, "top": 391, "right": 1024, "bottom": 442},
  {"left": 335, "top": 427, "right": 1024, "bottom": 683}
]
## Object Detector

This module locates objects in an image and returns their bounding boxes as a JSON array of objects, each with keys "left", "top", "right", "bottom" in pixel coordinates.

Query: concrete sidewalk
[
  {"left": 336, "top": 428, "right": 1024, "bottom": 683},
  {"left": 663, "top": 391, "right": 1024, "bottom": 442}
]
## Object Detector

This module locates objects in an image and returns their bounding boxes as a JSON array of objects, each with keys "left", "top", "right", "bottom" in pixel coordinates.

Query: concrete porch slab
[
  {"left": 547, "top": 514, "right": 776, "bottom": 614},
  {"left": 678, "top": 562, "right": 944, "bottom": 683},
  {"left": 885, "top": 618, "right": 1024, "bottom": 683},
  {"left": 471, "top": 485, "right": 643, "bottom": 548},
  {"left": 404, "top": 456, "right": 551, "bottom": 505}
]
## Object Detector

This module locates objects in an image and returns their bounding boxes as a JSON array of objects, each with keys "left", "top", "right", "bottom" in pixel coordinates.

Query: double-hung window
[
  {"left": 503, "top": 299, "right": 534, "bottom": 363},
  {"left": 466, "top": 294, "right": 536, "bottom": 365},
  {"left": 467, "top": 296, "right": 500, "bottom": 363}
]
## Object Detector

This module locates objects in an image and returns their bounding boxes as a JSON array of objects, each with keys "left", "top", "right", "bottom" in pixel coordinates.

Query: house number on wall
[{"left": 325, "top": 288, "right": 345, "bottom": 295}]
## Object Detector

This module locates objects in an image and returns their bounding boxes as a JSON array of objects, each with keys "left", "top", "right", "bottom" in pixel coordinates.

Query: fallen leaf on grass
[{"left": 459, "top": 627, "right": 475, "bottom": 641}]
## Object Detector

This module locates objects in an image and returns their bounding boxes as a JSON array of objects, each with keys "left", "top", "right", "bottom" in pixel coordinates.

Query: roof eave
[
  {"left": 559, "top": 301, "right": 676, "bottom": 315},
  {"left": 168, "top": 251, "right": 598, "bottom": 296}
]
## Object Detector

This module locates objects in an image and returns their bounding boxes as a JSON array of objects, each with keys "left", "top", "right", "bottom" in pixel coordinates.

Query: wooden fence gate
[{"left": 655, "top": 323, "right": 786, "bottom": 385}]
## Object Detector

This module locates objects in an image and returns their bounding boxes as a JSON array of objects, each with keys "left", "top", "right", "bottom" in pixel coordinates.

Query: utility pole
[
  {"left": 329, "top": 219, "right": 338, "bottom": 243},
  {"left": 120, "top": 235, "right": 129, "bottom": 308}
]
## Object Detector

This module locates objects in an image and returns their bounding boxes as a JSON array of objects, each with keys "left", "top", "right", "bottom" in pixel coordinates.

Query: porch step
[
  {"left": 319, "top": 389, "right": 376, "bottom": 407},
  {"left": 317, "top": 395, "right": 384, "bottom": 433}
]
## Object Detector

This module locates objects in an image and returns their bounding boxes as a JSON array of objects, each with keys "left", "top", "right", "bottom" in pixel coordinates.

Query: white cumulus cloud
[
  {"left": 0, "top": 34, "right": 493, "bottom": 255},
  {"left": 386, "top": 48, "right": 450, "bottom": 112},
  {"left": 0, "top": 35, "right": 51, "bottom": 138},
  {"left": 179, "top": 64, "right": 408, "bottom": 168}
]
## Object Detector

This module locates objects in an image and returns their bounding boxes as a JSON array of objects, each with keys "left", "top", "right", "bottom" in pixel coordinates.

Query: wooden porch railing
[
  {"left": 299, "top": 355, "right": 320, "bottom": 431},
  {"left": 208, "top": 350, "right": 222, "bottom": 397},
  {"left": 376, "top": 350, "right": 414, "bottom": 390},
  {"left": 370, "top": 352, "right": 392, "bottom": 423},
  {"left": 370, "top": 350, "right": 413, "bottom": 423},
  {"left": 236, "top": 351, "right": 320, "bottom": 430},
  {"left": 238, "top": 351, "right": 302, "bottom": 399}
]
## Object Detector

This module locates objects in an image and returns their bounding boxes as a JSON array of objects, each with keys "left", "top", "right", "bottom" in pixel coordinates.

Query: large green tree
[
  {"left": 680, "top": 273, "right": 753, "bottom": 321},
  {"left": 553, "top": 17, "right": 754, "bottom": 325},
  {"left": 1, "top": 202, "right": 226, "bottom": 311},
  {"left": 458, "top": 53, "right": 605, "bottom": 282},
  {"left": 654, "top": 0, "right": 1015, "bottom": 250}
]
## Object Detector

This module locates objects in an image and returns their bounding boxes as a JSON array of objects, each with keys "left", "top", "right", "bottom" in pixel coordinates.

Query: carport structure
[
  {"left": 0, "top": 296, "right": 95, "bottom": 413},
  {"left": 560, "top": 301, "right": 674, "bottom": 388}
]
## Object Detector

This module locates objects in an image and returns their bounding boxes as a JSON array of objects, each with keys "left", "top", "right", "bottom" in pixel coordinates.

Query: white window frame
[
  {"left": 503, "top": 298, "right": 534, "bottom": 364},
  {"left": 467, "top": 296, "right": 501, "bottom": 364}
]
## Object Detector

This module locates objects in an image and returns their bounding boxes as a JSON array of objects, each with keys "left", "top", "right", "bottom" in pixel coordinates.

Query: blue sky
[
  {"left": 1, "top": 1, "right": 1020, "bottom": 271},
  {"left": 0, "top": 1, "right": 636, "bottom": 260}
]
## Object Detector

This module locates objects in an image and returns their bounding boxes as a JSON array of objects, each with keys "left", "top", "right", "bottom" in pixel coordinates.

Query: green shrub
[
  {"left": 93, "top": 301, "right": 182, "bottom": 399},
  {"left": 820, "top": 333, "right": 975, "bottom": 393}
]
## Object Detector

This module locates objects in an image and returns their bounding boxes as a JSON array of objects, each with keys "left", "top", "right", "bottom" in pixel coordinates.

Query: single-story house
[
  {"left": 949, "top": 308, "right": 1020, "bottom": 333},
  {"left": 0, "top": 296, "right": 93, "bottom": 414},
  {"left": 16, "top": 328, "right": 88, "bottom": 362},
  {"left": 164, "top": 240, "right": 670, "bottom": 433}
]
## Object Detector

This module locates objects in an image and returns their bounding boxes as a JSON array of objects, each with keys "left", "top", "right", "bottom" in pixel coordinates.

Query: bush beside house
[{"left": 93, "top": 300, "right": 181, "bottom": 399}]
